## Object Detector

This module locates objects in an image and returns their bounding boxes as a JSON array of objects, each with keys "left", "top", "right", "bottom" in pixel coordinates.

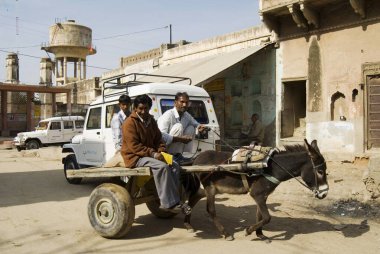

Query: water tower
[{"left": 42, "top": 20, "right": 96, "bottom": 86}]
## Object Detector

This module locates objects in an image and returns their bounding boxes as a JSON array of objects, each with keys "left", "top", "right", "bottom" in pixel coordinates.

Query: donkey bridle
[{"left": 268, "top": 153, "right": 329, "bottom": 196}]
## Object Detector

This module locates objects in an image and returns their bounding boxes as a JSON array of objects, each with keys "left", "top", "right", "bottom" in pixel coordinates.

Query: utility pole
[{"left": 169, "top": 24, "right": 172, "bottom": 44}]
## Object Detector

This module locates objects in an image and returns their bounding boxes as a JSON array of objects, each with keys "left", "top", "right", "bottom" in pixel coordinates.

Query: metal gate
[{"left": 367, "top": 75, "right": 380, "bottom": 148}]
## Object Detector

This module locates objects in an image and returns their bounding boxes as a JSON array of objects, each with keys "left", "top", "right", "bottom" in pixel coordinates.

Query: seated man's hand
[
  {"left": 198, "top": 125, "right": 211, "bottom": 133},
  {"left": 181, "top": 135, "right": 193, "bottom": 144},
  {"left": 197, "top": 125, "right": 206, "bottom": 133},
  {"left": 173, "top": 135, "right": 192, "bottom": 144},
  {"left": 153, "top": 152, "right": 165, "bottom": 162}
]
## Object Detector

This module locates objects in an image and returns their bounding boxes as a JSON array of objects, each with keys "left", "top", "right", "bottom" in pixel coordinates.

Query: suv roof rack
[{"left": 102, "top": 73, "right": 192, "bottom": 102}]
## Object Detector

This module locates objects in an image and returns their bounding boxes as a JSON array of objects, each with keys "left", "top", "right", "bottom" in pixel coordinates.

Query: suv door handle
[{"left": 96, "top": 132, "right": 100, "bottom": 135}]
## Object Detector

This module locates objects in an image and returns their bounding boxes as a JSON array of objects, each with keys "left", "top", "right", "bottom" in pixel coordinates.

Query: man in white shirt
[
  {"left": 111, "top": 94, "right": 131, "bottom": 151},
  {"left": 157, "top": 92, "right": 206, "bottom": 164},
  {"left": 104, "top": 94, "right": 131, "bottom": 167}
]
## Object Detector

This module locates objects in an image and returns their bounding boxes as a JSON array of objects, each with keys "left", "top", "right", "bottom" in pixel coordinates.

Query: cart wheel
[
  {"left": 143, "top": 178, "right": 178, "bottom": 219},
  {"left": 63, "top": 154, "right": 82, "bottom": 184},
  {"left": 88, "top": 183, "right": 135, "bottom": 239}
]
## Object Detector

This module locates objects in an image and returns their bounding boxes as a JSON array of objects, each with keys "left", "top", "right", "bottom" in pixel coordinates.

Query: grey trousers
[
  {"left": 135, "top": 157, "right": 180, "bottom": 208},
  {"left": 167, "top": 123, "right": 196, "bottom": 154}
]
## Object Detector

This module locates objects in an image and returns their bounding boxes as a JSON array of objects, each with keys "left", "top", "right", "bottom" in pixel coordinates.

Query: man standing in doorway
[{"left": 157, "top": 92, "right": 206, "bottom": 165}]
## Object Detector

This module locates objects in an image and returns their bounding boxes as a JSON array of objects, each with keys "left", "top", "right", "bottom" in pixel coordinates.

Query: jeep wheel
[
  {"left": 26, "top": 140, "right": 39, "bottom": 150},
  {"left": 64, "top": 154, "right": 82, "bottom": 184},
  {"left": 88, "top": 183, "right": 135, "bottom": 239}
]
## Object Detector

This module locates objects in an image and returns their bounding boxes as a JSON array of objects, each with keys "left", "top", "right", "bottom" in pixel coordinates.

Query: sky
[{"left": 0, "top": 0, "right": 261, "bottom": 85}]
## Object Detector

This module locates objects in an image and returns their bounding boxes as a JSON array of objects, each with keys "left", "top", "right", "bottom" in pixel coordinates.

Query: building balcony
[{"left": 259, "top": 0, "right": 368, "bottom": 37}]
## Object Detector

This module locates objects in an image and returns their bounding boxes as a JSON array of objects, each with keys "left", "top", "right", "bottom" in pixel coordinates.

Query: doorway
[
  {"left": 367, "top": 75, "right": 380, "bottom": 149},
  {"left": 281, "top": 81, "right": 306, "bottom": 141}
]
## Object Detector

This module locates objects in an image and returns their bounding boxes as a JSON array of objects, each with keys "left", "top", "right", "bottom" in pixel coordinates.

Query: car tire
[
  {"left": 26, "top": 140, "right": 40, "bottom": 150},
  {"left": 63, "top": 154, "right": 82, "bottom": 184},
  {"left": 88, "top": 183, "right": 135, "bottom": 239}
]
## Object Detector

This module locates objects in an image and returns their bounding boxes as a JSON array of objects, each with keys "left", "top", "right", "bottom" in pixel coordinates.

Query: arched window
[{"left": 330, "top": 91, "right": 347, "bottom": 121}]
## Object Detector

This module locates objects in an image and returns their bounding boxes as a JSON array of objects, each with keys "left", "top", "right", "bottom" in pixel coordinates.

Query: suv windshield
[
  {"left": 160, "top": 99, "right": 209, "bottom": 124},
  {"left": 36, "top": 121, "right": 48, "bottom": 130}
]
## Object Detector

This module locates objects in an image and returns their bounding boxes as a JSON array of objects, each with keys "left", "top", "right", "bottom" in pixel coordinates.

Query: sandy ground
[{"left": 0, "top": 147, "right": 379, "bottom": 254}]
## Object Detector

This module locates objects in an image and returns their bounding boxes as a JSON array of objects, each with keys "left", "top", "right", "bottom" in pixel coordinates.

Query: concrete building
[{"left": 259, "top": 0, "right": 380, "bottom": 159}]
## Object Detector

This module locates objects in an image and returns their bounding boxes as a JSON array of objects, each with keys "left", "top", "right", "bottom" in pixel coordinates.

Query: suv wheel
[
  {"left": 64, "top": 154, "right": 82, "bottom": 184},
  {"left": 26, "top": 140, "right": 40, "bottom": 150}
]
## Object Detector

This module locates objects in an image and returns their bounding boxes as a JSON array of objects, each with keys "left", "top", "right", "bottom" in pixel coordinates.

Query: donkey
[{"left": 183, "top": 139, "right": 329, "bottom": 241}]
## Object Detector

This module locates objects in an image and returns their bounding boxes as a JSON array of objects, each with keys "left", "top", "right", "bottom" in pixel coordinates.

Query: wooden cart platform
[{"left": 66, "top": 162, "right": 266, "bottom": 178}]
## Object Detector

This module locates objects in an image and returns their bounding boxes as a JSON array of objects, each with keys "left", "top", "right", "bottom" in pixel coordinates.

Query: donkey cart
[{"left": 66, "top": 161, "right": 265, "bottom": 239}]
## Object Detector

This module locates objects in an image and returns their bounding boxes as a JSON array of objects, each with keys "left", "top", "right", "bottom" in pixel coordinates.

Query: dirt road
[{"left": 0, "top": 147, "right": 379, "bottom": 254}]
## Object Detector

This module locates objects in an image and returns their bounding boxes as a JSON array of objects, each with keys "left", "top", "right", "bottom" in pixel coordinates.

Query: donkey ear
[
  {"left": 304, "top": 139, "right": 317, "bottom": 157},
  {"left": 310, "top": 140, "right": 321, "bottom": 154}
]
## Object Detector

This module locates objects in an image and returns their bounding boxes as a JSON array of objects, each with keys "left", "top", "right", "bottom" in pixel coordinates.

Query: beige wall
[
  {"left": 278, "top": 22, "right": 380, "bottom": 156},
  {"left": 162, "top": 26, "right": 271, "bottom": 65}
]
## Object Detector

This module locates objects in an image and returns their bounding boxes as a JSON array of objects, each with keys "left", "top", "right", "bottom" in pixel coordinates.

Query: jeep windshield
[
  {"left": 35, "top": 121, "right": 49, "bottom": 130},
  {"left": 160, "top": 99, "right": 209, "bottom": 124}
]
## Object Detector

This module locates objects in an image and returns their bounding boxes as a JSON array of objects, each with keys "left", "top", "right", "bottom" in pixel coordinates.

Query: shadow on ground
[
  {"left": 123, "top": 200, "right": 370, "bottom": 241},
  {"left": 0, "top": 169, "right": 118, "bottom": 207}
]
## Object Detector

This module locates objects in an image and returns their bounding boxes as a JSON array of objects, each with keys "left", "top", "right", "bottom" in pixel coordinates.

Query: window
[
  {"left": 36, "top": 121, "right": 48, "bottom": 130},
  {"left": 75, "top": 120, "right": 84, "bottom": 129},
  {"left": 86, "top": 107, "right": 102, "bottom": 130},
  {"left": 160, "top": 99, "right": 209, "bottom": 124},
  {"left": 160, "top": 99, "right": 175, "bottom": 114},
  {"left": 64, "top": 121, "right": 74, "bottom": 129},
  {"left": 106, "top": 104, "right": 119, "bottom": 128},
  {"left": 50, "top": 122, "right": 61, "bottom": 130}
]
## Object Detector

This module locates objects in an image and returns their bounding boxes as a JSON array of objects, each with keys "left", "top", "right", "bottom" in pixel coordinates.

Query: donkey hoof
[
  {"left": 184, "top": 223, "right": 195, "bottom": 233},
  {"left": 245, "top": 228, "right": 252, "bottom": 236},
  {"left": 225, "top": 235, "right": 234, "bottom": 241},
  {"left": 258, "top": 234, "right": 271, "bottom": 243}
]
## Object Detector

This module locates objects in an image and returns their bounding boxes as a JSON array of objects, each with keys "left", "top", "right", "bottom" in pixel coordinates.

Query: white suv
[
  {"left": 13, "top": 116, "right": 84, "bottom": 151},
  {"left": 62, "top": 73, "right": 220, "bottom": 184}
]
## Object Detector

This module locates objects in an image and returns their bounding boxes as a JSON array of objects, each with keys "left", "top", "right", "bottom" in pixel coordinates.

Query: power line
[
  {"left": 0, "top": 49, "right": 112, "bottom": 70},
  {"left": 0, "top": 44, "right": 41, "bottom": 49},
  {"left": 86, "top": 65, "right": 112, "bottom": 70},
  {"left": 0, "top": 49, "right": 41, "bottom": 59},
  {"left": 93, "top": 25, "right": 168, "bottom": 40}
]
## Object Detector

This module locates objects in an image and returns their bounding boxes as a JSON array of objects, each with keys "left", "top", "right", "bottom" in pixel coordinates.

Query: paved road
[{"left": 0, "top": 147, "right": 379, "bottom": 254}]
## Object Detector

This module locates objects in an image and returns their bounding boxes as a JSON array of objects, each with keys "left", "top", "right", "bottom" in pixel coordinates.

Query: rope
[{"left": 207, "top": 130, "right": 314, "bottom": 191}]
